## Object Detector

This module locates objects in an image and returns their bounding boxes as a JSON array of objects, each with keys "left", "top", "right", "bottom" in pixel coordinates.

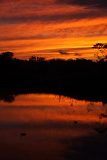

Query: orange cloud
[{"left": 0, "top": 0, "right": 107, "bottom": 59}]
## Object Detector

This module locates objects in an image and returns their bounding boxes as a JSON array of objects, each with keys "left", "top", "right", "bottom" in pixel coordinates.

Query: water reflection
[{"left": 0, "top": 94, "right": 107, "bottom": 160}]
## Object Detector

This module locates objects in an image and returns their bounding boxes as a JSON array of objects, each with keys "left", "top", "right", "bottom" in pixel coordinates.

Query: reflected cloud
[{"left": 0, "top": 93, "right": 106, "bottom": 159}]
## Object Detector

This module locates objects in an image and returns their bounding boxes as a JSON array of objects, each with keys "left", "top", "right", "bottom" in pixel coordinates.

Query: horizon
[{"left": 1, "top": 46, "right": 106, "bottom": 60}]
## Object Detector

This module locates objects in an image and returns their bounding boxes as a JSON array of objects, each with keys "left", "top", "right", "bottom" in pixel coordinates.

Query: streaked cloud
[
  {"left": 56, "top": 0, "right": 107, "bottom": 9},
  {"left": 0, "top": 0, "right": 107, "bottom": 59}
]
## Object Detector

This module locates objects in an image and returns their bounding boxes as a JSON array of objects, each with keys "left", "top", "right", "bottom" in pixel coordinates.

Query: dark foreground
[
  {"left": 0, "top": 52, "right": 107, "bottom": 159},
  {"left": 0, "top": 52, "right": 107, "bottom": 103}
]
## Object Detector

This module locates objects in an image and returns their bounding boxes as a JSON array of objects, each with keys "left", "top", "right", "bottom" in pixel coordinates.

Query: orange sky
[{"left": 0, "top": 0, "right": 107, "bottom": 59}]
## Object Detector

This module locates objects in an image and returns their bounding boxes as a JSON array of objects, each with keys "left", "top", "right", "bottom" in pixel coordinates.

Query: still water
[{"left": 0, "top": 94, "right": 107, "bottom": 160}]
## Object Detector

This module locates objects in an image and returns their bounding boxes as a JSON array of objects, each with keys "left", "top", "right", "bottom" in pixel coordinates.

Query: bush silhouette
[{"left": 0, "top": 52, "right": 14, "bottom": 60}]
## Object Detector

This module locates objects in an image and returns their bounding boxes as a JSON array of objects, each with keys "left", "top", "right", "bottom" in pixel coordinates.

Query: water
[{"left": 0, "top": 94, "right": 107, "bottom": 160}]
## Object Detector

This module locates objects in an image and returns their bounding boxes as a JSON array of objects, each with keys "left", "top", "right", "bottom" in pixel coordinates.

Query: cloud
[
  {"left": 0, "top": 33, "right": 59, "bottom": 41},
  {"left": 0, "top": 0, "right": 107, "bottom": 26},
  {"left": 55, "top": 24, "right": 107, "bottom": 38},
  {"left": 0, "top": 10, "right": 106, "bottom": 25},
  {"left": 0, "top": 0, "right": 107, "bottom": 56},
  {"left": 56, "top": 0, "right": 107, "bottom": 8},
  {"left": 1, "top": 23, "right": 107, "bottom": 43},
  {"left": 58, "top": 50, "right": 69, "bottom": 55}
]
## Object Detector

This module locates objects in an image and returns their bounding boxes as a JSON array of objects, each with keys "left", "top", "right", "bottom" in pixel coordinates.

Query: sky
[{"left": 0, "top": 0, "right": 107, "bottom": 59}]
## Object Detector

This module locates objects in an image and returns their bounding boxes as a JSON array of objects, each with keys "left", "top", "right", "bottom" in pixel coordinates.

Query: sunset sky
[{"left": 0, "top": 0, "right": 107, "bottom": 59}]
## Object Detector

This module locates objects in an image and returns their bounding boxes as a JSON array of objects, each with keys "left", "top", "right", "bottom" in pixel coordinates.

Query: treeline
[{"left": 0, "top": 52, "right": 107, "bottom": 103}]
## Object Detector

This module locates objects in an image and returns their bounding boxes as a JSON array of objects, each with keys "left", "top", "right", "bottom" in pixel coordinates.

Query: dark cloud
[
  {"left": 0, "top": 10, "right": 106, "bottom": 25},
  {"left": 56, "top": 0, "right": 107, "bottom": 8},
  {"left": 0, "top": 33, "right": 58, "bottom": 41}
]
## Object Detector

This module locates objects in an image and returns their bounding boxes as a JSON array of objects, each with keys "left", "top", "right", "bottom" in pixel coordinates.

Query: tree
[
  {"left": 0, "top": 52, "right": 14, "bottom": 60},
  {"left": 93, "top": 43, "right": 107, "bottom": 60},
  {"left": 93, "top": 43, "right": 104, "bottom": 49},
  {"left": 29, "top": 56, "right": 37, "bottom": 62},
  {"left": 29, "top": 56, "right": 45, "bottom": 62},
  {"left": 104, "top": 44, "right": 107, "bottom": 48}
]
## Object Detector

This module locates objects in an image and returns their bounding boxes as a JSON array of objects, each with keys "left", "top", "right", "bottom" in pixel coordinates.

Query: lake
[{"left": 0, "top": 93, "right": 107, "bottom": 160}]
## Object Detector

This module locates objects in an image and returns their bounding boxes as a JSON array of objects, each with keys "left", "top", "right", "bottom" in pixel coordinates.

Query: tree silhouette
[
  {"left": 104, "top": 44, "right": 107, "bottom": 48},
  {"left": 93, "top": 43, "right": 107, "bottom": 60},
  {"left": 0, "top": 52, "right": 14, "bottom": 60},
  {"left": 29, "top": 56, "right": 37, "bottom": 62},
  {"left": 29, "top": 56, "right": 45, "bottom": 62},
  {"left": 93, "top": 43, "right": 104, "bottom": 49}
]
